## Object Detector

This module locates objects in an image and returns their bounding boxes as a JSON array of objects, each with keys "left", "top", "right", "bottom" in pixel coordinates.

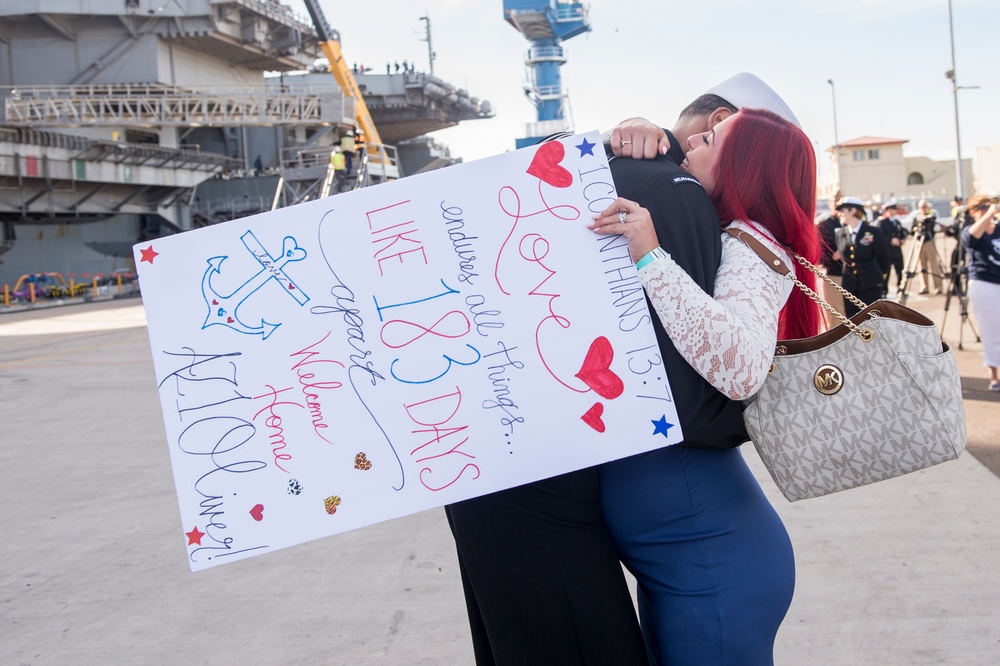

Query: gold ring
[{"left": 620, "top": 140, "right": 632, "bottom": 146}]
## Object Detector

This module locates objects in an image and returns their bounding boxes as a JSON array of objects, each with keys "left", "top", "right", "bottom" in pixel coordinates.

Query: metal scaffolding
[{"left": 2, "top": 84, "right": 355, "bottom": 128}]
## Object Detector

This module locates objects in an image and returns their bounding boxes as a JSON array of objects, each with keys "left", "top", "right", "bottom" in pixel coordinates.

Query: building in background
[
  {"left": 976, "top": 145, "right": 1000, "bottom": 196},
  {"left": 818, "top": 136, "right": 974, "bottom": 205}
]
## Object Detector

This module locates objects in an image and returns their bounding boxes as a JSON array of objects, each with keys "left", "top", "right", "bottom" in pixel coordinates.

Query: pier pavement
[{"left": 1, "top": 293, "right": 997, "bottom": 665}]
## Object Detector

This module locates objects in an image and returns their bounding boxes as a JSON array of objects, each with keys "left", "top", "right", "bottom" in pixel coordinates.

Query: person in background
[
  {"left": 835, "top": 196, "right": 890, "bottom": 316},
  {"left": 914, "top": 199, "right": 945, "bottom": 295},
  {"left": 869, "top": 202, "right": 883, "bottom": 222},
  {"left": 961, "top": 195, "right": 1000, "bottom": 391},
  {"left": 951, "top": 196, "right": 965, "bottom": 219},
  {"left": 330, "top": 148, "right": 347, "bottom": 193},
  {"left": 816, "top": 195, "right": 848, "bottom": 327},
  {"left": 340, "top": 130, "right": 356, "bottom": 174},
  {"left": 875, "top": 200, "right": 907, "bottom": 296}
]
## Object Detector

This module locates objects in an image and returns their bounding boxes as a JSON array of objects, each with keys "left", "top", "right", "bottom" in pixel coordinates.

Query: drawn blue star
[
  {"left": 576, "top": 137, "right": 596, "bottom": 157},
  {"left": 651, "top": 415, "right": 674, "bottom": 439}
]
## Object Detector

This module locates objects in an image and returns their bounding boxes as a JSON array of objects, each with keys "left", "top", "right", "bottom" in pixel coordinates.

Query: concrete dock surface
[{"left": 1, "top": 291, "right": 998, "bottom": 665}]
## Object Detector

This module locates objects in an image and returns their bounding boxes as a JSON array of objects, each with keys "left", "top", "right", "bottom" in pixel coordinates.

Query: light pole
[
  {"left": 946, "top": 0, "right": 978, "bottom": 200},
  {"left": 827, "top": 78, "right": 841, "bottom": 198}
]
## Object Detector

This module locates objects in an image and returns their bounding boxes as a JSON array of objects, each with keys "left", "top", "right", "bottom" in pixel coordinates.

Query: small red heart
[
  {"left": 288, "top": 283, "right": 296, "bottom": 290},
  {"left": 575, "top": 336, "right": 624, "bottom": 400},
  {"left": 227, "top": 316, "right": 234, "bottom": 323},
  {"left": 212, "top": 299, "right": 218, "bottom": 305},
  {"left": 249, "top": 503, "right": 264, "bottom": 521},
  {"left": 581, "top": 402, "right": 606, "bottom": 433},
  {"left": 526, "top": 140, "right": 573, "bottom": 188}
]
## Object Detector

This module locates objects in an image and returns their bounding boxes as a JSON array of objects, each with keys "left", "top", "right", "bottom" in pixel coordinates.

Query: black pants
[
  {"left": 446, "top": 468, "right": 648, "bottom": 666},
  {"left": 885, "top": 249, "right": 904, "bottom": 293}
]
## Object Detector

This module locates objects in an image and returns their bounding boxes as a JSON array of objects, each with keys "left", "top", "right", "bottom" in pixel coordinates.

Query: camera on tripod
[
  {"left": 944, "top": 219, "right": 963, "bottom": 239},
  {"left": 917, "top": 213, "right": 941, "bottom": 238}
]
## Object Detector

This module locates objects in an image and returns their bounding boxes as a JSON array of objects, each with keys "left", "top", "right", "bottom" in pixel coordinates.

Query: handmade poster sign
[{"left": 136, "top": 131, "right": 683, "bottom": 571}]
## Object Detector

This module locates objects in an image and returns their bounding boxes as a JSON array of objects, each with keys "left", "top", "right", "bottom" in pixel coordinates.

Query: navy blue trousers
[{"left": 601, "top": 446, "right": 795, "bottom": 665}]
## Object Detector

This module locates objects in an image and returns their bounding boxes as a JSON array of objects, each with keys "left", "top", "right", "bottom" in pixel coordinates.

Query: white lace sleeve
[{"left": 638, "top": 224, "right": 790, "bottom": 400}]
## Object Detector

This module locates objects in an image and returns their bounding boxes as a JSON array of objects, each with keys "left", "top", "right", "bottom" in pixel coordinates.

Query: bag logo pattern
[{"left": 813, "top": 364, "right": 844, "bottom": 395}]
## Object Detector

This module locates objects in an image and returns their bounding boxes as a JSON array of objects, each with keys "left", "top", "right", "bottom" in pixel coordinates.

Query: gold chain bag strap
[{"left": 725, "top": 228, "right": 966, "bottom": 502}]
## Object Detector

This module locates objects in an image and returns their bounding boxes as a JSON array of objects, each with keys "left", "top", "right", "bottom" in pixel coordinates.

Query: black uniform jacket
[
  {"left": 835, "top": 221, "right": 890, "bottom": 293},
  {"left": 608, "top": 132, "right": 748, "bottom": 450},
  {"left": 816, "top": 214, "right": 844, "bottom": 276},
  {"left": 875, "top": 215, "right": 907, "bottom": 256}
]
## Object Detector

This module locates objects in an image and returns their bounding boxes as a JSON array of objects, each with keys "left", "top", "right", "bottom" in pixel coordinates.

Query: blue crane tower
[{"left": 503, "top": 1, "right": 591, "bottom": 149}]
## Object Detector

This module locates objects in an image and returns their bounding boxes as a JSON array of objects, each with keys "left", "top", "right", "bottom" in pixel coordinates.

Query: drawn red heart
[
  {"left": 288, "top": 283, "right": 296, "bottom": 290},
  {"left": 227, "top": 316, "right": 234, "bottom": 323},
  {"left": 581, "top": 402, "right": 606, "bottom": 433},
  {"left": 575, "top": 336, "right": 624, "bottom": 400},
  {"left": 249, "top": 504, "right": 264, "bottom": 521},
  {"left": 212, "top": 299, "right": 218, "bottom": 305},
  {"left": 526, "top": 140, "right": 573, "bottom": 188}
]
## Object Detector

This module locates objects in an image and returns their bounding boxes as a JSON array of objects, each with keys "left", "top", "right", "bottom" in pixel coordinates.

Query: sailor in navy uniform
[
  {"left": 835, "top": 197, "right": 890, "bottom": 317},
  {"left": 875, "top": 200, "right": 908, "bottom": 295}
]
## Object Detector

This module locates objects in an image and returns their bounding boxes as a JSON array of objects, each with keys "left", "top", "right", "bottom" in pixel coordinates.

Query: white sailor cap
[
  {"left": 836, "top": 196, "right": 866, "bottom": 213},
  {"left": 705, "top": 72, "right": 801, "bottom": 128}
]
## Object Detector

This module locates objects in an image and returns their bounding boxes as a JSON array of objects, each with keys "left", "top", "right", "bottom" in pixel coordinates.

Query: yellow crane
[{"left": 302, "top": 0, "right": 397, "bottom": 185}]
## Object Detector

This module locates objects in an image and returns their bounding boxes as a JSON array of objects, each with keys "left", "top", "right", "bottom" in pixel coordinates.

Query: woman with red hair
[{"left": 589, "top": 107, "right": 822, "bottom": 665}]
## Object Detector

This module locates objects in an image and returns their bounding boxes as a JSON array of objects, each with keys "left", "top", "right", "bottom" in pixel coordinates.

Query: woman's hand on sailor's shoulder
[{"left": 609, "top": 118, "right": 670, "bottom": 159}]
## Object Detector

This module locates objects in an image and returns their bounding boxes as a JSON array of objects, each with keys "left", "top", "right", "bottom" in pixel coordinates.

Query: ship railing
[
  {"left": 522, "top": 119, "right": 571, "bottom": 139},
  {"left": 354, "top": 144, "right": 401, "bottom": 189},
  {"left": 527, "top": 84, "right": 565, "bottom": 100},
  {"left": 554, "top": 3, "right": 588, "bottom": 23},
  {"left": 0, "top": 127, "right": 92, "bottom": 151},
  {"left": 2, "top": 85, "right": 353, "bottom": 127},
  {"left": 526, "top": 46, "right": 566, "bottom": 62},
  {"left": 0, "top": 138, "right": 238, "bottom": 181},
  {"left": 224, "top": 0, "right": 314, "bottom": 31},
  {"left": 282, "top": 145, "right": 335, "bottom": 170}
]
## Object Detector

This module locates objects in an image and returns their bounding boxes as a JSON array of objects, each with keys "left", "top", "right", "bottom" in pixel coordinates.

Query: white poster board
[{"left": 136, "top": 132, "right": 683, "bottom": 571}]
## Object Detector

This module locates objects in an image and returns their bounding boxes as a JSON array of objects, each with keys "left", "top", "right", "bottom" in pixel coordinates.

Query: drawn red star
[
  {"left": 139, "top": 245, "right": 159, "bottom": 264},
  {"left": 185, "top": 527, "right": 205, "bottom": 546}
]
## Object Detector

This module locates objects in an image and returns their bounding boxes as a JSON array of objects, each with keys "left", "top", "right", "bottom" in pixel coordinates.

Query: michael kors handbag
[{"left": 726, "top": 228, "right": 967, "bottom": 502}]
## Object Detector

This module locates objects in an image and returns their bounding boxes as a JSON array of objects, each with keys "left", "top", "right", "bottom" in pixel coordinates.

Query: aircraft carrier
[{"left": 0, "top": 0, "right": 493, "bottom": 285}]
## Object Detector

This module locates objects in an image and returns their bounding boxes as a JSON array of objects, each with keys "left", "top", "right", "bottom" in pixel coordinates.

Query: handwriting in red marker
[{"left": 493, "top": 183, "right": 580, "bottom": 295}]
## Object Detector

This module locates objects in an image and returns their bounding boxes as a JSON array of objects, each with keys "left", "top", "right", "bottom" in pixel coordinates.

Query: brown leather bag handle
[{"left": 724, "top": 228, "right": 790, "bottom": 276}]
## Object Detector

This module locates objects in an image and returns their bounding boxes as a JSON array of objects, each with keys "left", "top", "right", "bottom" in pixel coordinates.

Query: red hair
[{"left": 710, "top": 108, "right": 822, "bottom": 340}]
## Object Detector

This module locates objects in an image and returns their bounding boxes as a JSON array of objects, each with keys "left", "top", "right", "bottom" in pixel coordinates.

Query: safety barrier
[{"left": 2, "top": 273, "right": 140, "bottom": 310}]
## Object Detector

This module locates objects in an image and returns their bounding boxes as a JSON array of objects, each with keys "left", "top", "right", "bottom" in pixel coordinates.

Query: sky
[{"left": 286, "top": 0, "right": 1000, "bottom": 178}]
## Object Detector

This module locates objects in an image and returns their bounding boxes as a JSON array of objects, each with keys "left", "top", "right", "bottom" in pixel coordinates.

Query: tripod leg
[{"left": 896, "top": 235, "right": 923, "bottom": 306}]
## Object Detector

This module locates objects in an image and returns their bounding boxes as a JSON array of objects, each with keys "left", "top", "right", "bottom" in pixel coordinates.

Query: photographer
[
  {"left": 961, "top": 195, "right": 1000, "bottom": 391},
  {"left": 914, "top": 199, "right": 945, "bottom": 295}
]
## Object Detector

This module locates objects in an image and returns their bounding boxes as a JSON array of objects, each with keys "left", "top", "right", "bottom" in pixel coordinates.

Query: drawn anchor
[{"left": 201, "top": 231, "right": 310, "bottom": 339}]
